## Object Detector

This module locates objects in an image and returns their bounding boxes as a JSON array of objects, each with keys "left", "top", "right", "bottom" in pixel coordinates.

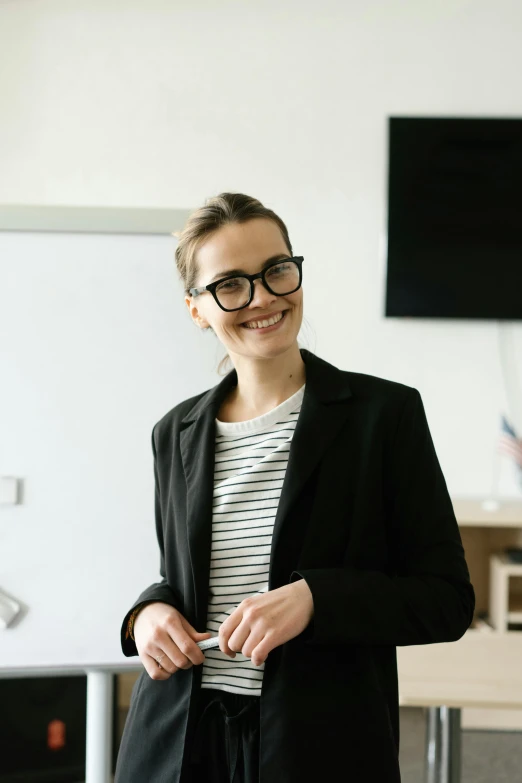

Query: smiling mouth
[{"left": 241, "top": 310, "right": 288, "bottom": 329}]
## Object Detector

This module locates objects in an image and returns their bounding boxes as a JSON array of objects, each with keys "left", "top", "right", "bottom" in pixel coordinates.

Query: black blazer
[{"left": 115, "top": 347, "right": 475, "bottom": 783}]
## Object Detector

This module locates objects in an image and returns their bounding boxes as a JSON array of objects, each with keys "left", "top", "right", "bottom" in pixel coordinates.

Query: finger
[
  {"left": 218, "top": 624, "right": 237, "bottom": 657},
  {"left": 251, "top": 631, "right": 275, "bottom": 666},
  {"left": 149, "top": 632, "right": 205, "bottom": 670},
  {"left": 147, "top": 620, "right": 194, "bottom": 670},
  {"left": 151, "top": 646, "right": 183, "bottom": 675},
  {"left": 143, "top": 651, "right": 176, "bottom": 680},
  {"left": 180, "top": 615, "right": 211, "bottom": 640},
  {"left": 151, "top": 635, "right": 193, "bottom": 671},
  {"left": 174, "top": 621, "right": 213, "bottom": 666}
]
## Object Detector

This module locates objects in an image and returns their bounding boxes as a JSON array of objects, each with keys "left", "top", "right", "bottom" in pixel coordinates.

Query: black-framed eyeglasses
[{"left": 188, "top": 256, "right": 304, "bottom": 312}]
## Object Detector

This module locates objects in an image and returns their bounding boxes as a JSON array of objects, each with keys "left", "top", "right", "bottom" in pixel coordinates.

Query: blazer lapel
[{"left": 179, "top": 348, "right": 353, "bottom": 627}]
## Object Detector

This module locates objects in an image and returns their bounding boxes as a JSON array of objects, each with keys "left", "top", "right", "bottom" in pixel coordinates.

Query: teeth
[{"left": 243, "top": 311, "right": 284, "bottom": 329}]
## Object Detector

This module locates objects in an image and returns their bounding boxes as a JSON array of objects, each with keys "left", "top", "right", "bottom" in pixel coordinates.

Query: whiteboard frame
[{"left": 0, "top": 204, "right": 192, "bottom": 234}]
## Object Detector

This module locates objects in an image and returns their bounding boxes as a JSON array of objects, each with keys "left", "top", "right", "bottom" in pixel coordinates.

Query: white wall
[{"left": 1, "top": 0, "right": 521, "bottom": 497}]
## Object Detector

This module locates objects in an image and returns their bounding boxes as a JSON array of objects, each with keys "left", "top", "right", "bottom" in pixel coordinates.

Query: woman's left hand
[{"left": 218, "top": 578, "right": 314, "bottom": 666}]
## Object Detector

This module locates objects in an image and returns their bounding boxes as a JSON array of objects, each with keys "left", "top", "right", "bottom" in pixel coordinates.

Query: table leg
[
  {"left": 85, "top": 669, "right": 114, "bottom": 783},
  {"left": 425, "top": 706, "right": 462, "bottom": 783}
]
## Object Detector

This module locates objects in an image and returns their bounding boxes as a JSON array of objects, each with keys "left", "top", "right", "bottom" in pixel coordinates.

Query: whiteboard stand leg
[{"left": 85, "top": 669, "right": 114, "bottom": 783}]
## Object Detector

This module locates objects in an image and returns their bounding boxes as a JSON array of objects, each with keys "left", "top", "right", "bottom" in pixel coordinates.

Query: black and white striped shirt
[{"left": 200, "top": 382, "right": 306, "bottom": 696}]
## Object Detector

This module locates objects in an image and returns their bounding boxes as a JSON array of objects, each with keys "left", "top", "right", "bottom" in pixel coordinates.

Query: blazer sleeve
[
  {"left": 120, "top": 423, "right": 183, "bottom": 657},
  {"left": 289, "top": 386, "right": 476, "bottom": 647}
]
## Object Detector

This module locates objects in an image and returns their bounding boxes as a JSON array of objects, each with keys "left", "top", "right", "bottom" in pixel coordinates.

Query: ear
[{"left": 185, "top": 295, "right": 209, "bottom": 329}]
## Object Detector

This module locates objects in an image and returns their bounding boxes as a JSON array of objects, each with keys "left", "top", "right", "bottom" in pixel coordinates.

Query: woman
[{"left": 114, "top": 192, "right": 475, "bottom": 783}]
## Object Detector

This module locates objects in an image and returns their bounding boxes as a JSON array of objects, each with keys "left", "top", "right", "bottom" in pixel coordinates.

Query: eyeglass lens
[{"left": 214, "top": 260, "right": 300, "bottom": 310}]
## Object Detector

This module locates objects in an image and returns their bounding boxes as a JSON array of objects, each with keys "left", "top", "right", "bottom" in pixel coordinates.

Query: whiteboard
[{"left": 0, "top": 229, "right": 223, "bottom": 671}]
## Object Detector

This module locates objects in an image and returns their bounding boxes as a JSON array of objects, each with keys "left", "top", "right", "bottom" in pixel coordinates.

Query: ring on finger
[{"left": 156, "top": 653, "right": 166, "bottom": 669}]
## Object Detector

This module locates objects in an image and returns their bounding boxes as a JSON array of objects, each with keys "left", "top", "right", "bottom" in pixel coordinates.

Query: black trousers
[{"left": 188, "top": 686, "right": 261, "bottom": 783}]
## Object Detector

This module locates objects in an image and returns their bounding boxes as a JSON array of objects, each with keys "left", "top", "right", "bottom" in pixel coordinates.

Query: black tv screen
[{"left": 385, "top": 116, "right": 522, "bottom": 320}]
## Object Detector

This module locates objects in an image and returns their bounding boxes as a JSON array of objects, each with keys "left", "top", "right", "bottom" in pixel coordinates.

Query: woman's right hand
[{"left": 134, "top": 601, "right": 213, "bottom": 680}]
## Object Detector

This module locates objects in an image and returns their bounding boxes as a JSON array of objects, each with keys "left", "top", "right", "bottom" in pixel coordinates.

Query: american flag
[{"left": 497, "top": 415, "right": 522, "bottom": 469}]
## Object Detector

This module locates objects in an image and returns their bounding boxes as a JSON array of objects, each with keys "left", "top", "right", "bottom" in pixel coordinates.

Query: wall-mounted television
[{"left": 385, "top": 116, "right": 522, "bottom": 320}]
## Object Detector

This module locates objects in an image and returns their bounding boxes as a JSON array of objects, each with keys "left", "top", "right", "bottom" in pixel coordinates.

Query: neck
[{"left": 226, "top": 344, "right": 306, "bottom": 417}]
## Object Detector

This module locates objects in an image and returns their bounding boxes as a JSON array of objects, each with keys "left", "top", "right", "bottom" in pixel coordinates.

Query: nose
[{"left": 248, "top": 276, "right": 278, "bottom": 309}]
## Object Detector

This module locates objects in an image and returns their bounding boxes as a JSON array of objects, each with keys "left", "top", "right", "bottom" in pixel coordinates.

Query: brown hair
[{"left": 174, "top": 192, "right": 300, "bottom": 375}]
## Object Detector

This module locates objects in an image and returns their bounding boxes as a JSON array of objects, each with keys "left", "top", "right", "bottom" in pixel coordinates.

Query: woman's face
[{"left": 185, "top": 218, "right": 303, "bottom": 362}]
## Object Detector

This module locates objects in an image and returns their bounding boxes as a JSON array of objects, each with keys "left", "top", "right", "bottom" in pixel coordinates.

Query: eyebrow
[{"left": 208, "top": 254, "right": 290, "bottom": 284}]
